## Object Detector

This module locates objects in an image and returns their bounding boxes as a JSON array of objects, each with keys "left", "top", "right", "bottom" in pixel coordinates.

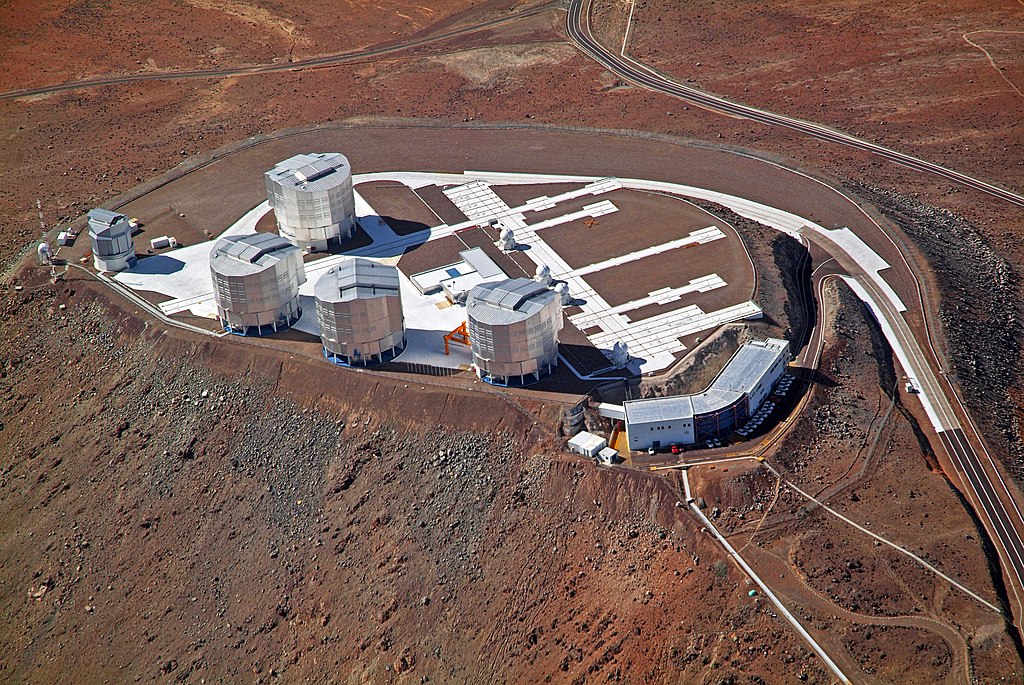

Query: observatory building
[
  {"left": 88, "top": 208, "right": 137, "bottom": 272},
  {"left": 623, "top": 338, "right": 789, "bottom": 449},
  {"left": 466, "top": 277, "right": 563, "bottom": 386},
  {"left": 315, "top": 257, "right": 405, "bottom": 366},
  {"left": 265, "top": 153, "right": 356, "bottom": 252},
  {"left": 209, "top": 233, "right": 306, "bottom": 335}
]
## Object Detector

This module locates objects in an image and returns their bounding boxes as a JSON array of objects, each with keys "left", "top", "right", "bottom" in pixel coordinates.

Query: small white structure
[
  {"left": 534, "top": 264, "right": 552, "bottom": 287},
  {"left": 554, "top": 282, "right": 572, "bottom": 306},
  {"left": 466, "top": 277, "right": 563, "bottom": 386},
  {"left": 498, "top": 226, "right": 516, "bottom": 252},
  {"left": 265, "top": 152, "right": 356, "bottom": 251},
  {"left": 210, "top": 233, "right": 306, "bottom": 335},
  {"left": 149, "top": 235, "right": 177, "bottom": 250},
  {"left": 610, "top": 341, "right": 629, "bottom": 368},
  {"left": 597, "top": 447, "right": 619, "bottom": 465},
  {"left": 567, "top": 431, "right": 607, "bottom": 458},
  {"left": 410, "top": 247, "right": 506, "bottom": 302},
  {"left": 315, "top": 257, "right": 405, "bottom": 366},
  {"left": 596, "top": 402, "right": 626, "bottom": 421},
  {"left": 624, "top": 338, "right": 789, "bottom": 450},
  {"left": 88, "top": 208, "right": 137, "bottom": 272}
]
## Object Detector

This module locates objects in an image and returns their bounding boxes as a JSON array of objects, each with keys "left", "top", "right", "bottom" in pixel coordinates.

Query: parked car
[{"left": 670, "top": 444, "right": 680, "bottom": 455}]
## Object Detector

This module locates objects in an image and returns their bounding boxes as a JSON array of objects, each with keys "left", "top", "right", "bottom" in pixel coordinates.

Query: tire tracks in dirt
[{"left": 754, "top": 537, "right": 972, "bottom": 685}]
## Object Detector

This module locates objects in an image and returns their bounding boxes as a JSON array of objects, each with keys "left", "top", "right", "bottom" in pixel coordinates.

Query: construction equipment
[
  {"left": 584, "top": 218, "right": 598, "bottom": 229},
  {"left": 443, "top": 322, "right": 470, "bottom": 355}
]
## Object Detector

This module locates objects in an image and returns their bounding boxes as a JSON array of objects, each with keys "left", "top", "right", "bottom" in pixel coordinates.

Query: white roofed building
[{"left": 624, "top": 338, "right": 789, "bottom": 449}]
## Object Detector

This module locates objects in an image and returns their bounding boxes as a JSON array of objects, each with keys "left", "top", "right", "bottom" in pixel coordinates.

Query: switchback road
[{"left": 568, "top": 0, "right": 1024, "bottom": 633}]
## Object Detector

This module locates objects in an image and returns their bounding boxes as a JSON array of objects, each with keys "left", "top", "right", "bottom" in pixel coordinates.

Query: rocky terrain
[
  {"left": 846, "top": 182, "right": 1024, "bottom": 479},
  {"left": 3, "top": 0, "right": 1024, "bottom": 681},
  {"left": 695, "top": 279, "right": 1023, "bottom": 682},
  {"left": 1, "top": 270, "right": 839, "bottom": 683}
]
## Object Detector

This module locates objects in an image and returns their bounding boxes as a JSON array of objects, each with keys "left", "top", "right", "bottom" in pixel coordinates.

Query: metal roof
[
  {"left": 467, "top": 277, "right": 556, "bottom": 325},
  {"left": 691, "top": 388, "right": 744, "bottom": 415},
  {"left": 315, "top": 257, "right": 400, "bottom": 303},
  {"left": 712, "top": 339, "right": 788, "bottom": 394},
  {"left": 87, "top": 208, "right": 130, "bottom": 237},
  {"left": 460, "top": 248, "right": 504, "bottom": 279},
  {"left": 624, "top": 395, "right": 695, "bottom": 423},
  {"left": 624, "top": 338, "right": 788, "bottom": 424},
  {"left": 568, "top": 431, "right": 607, "bottom": 452},
  {"left": 266, "top": 153, "right": 352, "bottom": 193},
  {"left": 210, "top": 233, "right": 299, "bottom": 277}
]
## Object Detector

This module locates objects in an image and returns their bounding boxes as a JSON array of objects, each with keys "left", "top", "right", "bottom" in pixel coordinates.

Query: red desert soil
[
  {"left": 3, "top": 0, "right": 1024, "bottom": 682},
  {"left": 1, "top": 275, "right": 832, "bottom": 683},
  {"left": 689, "top": 280, "right": 1022, "bottom": 682}
]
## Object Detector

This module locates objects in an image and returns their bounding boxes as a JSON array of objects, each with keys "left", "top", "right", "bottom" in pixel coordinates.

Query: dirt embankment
[
  {"left": 0, "top": 271, "right": 828, "bottom": 683},
  {"left": 701, "top": 278, "right": 1023, "bottom": 682},
  {"left": 698, "top": 201, "right": 815, "bottom": 353},
  {"left": 848, "top": 182, "right": 1024, "bottom": 482},
  {"left": 643, "top": 202, "right": 813, "bottom": 397}
]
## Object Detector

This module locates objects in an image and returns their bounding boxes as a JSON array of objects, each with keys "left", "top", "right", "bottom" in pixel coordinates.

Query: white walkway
[
  {"left": 567, "top": 227, "right": 725, "bottom": 278},
  {"left": 439, "top": 178, "right": 756, "bottom": 373},
  {"left": 112, "top": 169, "right": 912, "bottom": 380}
]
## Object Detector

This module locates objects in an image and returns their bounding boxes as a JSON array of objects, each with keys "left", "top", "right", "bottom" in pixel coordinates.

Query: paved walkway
[{"left": 437, "top": 177, "right": 754, "bottom": 374}]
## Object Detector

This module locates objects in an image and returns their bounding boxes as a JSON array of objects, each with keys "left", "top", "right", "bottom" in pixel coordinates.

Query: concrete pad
[{"left": 569, "top": 228, "right": 725, "bottom": 278}]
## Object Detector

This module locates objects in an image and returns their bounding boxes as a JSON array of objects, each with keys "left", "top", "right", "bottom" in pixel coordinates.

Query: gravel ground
[{"left": 847, "top": 181, "right": 1024, "bottom": 481}]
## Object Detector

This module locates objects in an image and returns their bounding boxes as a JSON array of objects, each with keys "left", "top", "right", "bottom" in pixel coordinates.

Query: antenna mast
[{"left": 36, "top": 199, "right": 62, "bottom": 283}]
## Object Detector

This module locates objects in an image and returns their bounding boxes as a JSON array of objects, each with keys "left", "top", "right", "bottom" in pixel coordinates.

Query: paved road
[
  {"left": 0, "top": 3, "right": 556, "bottom": 101},
  {"left": 567, "top": 0, "right": 1024, "bottom": 629},
  {"left": 821, "top": 228, "right": 1024, "bottom": 625},
  {"left": 939, "top": 428, "right": 1024, "bottom": 608},
  {"left": 565, "top": 0, "right": 1024, "bottom": 209}
]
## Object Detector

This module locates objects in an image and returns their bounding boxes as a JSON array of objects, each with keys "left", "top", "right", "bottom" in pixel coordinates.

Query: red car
[{"left": 670, "top": 444, "right": 680, "bottom": 455}]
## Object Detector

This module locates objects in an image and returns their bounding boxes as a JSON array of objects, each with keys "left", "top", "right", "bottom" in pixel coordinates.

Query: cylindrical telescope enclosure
[
  {"left": 88, "top": 208, "right": 137, "bottom": 272},
  {"left": 467, "top": 277, "right": 562, "bottom": 386},
  {"left": 315, "top": 257, "right": 405, "bottom": 366},
  {"left": 210, "top": 233, "right": 306, "bottom": 335},
  {"left": 265, "top": 153, "right": 356, "bottom": 252}
]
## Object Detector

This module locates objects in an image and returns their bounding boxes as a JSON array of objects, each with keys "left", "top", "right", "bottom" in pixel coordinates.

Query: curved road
[
  {"left": 0, "top": 3, "right": 556, "bottom": 102},
  {"left": 566, "top": 0, "right": 1024, "bottom": 209},
  {"left": 567, "top": 0, "right": 1024, "bottom": 634}
]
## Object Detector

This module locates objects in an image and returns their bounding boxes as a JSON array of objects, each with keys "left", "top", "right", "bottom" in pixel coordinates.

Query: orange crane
[{"left": 443, "top": 322, "right": 470, "bottom": 355}]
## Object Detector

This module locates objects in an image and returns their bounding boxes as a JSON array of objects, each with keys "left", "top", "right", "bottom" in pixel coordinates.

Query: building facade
[
  {"left": 624, "top": 338, "right": 789, "bottom": 450},
  {"left": 466, "top": 278, "right": 563, "bottom": 386},
  {"left": 315, "top": 257, "right": 405, "bottom": 366},
  {"left": 88, "top": 208, "right": 137, "bottom": 272},
  {"left": 209, "top": 233, "right": 306, "bottom": 335},
  {"left": 265, "top": 153, "right": 356, "bottom": 252}
]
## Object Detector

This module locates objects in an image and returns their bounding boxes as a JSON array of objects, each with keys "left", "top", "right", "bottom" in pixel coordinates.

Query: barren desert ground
[{"left": 3, "top": 1, "right": 1024, "bottom": 683}]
